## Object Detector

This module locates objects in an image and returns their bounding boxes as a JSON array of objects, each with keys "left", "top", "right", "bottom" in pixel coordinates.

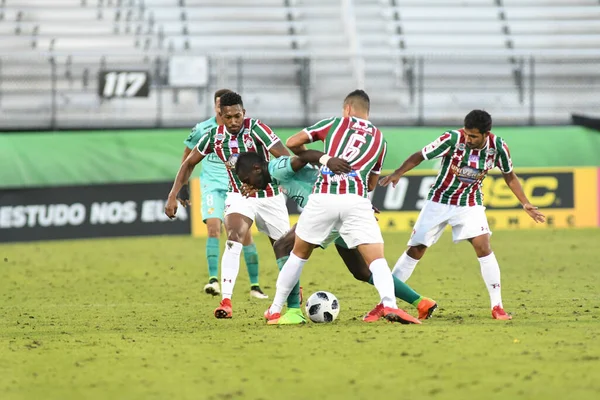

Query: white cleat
[
  {"left": 250, "top": 286, "right": 269, "bottom": 299},
  {"left": 204, "top": 281, "right": 220, "bottom": 296}
]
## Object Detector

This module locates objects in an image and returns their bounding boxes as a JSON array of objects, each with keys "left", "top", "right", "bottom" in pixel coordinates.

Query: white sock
[
  {"left": 478, "top": 252, "right": 503, "bottom": 308},
  {"left": 269, "top": 252, "right": 307, "bottom": 314},
  {"left": 392, "top": 252, "right": 419, "bottom": 282},
  {"left": 221, "top": 240, "right": 243, "bottom": 300},
  {"left": 369, "top": 258, "right": 397, "bottom": 309}
]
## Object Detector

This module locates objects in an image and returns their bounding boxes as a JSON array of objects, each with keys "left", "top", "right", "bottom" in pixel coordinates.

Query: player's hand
[
  {"left": 165, "top": 196, "right": 178, "bottom": 219},
  {"left": 379, "top": 171, "right": 402, "bottom": 188},
  {"left": 327, "top": 157, "right": 352, "bottom": 174},
  {"left": 176, "top": 183, "right": 191, "bottom": 207},
  {"left": 241, "top": 183, "right": 259, "bottom": 198},
  {"left": 523, "top": 203, "right": 546, "bottom": 223}
]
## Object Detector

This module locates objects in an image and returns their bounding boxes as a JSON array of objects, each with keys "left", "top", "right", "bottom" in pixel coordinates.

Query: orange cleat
[
  {"left": 492, "top": 305, "right": 512, "bottom": 320},
  {"left": 363, "top": 303, "right": 385, "bottom": 322},
  {"left": 264, "top": 307, "right": 281, "bottom": 325},
  {"left": 383, "top": 307, "right": 422, "bottom": 324},
  {"left": 214, "top": 298, "right": 232, "bottom": 319},
  {"left": 417, "top": 298, "right": 438, "bottom": 320}
]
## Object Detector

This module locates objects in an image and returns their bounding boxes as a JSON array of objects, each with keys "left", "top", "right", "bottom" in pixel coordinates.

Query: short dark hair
[
  {"left": 219, "top": 91, "right": 243, "bottom": 109},
  {"left": 464, "top": 110, "right": 492, "bottom": 134},
  {"left": 344, "top": 89, "right": 370, "bottom": 113},
  {"left": 235, "top": 152, "right": 265, "bottom": 175},
  {"left": 214, "top": 88, "right": 232, "bottom": 103}
]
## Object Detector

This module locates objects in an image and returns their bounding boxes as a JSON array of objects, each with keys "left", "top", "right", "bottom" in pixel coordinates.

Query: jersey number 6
[{"left": 340, "top": 134, "right": 367, "bottom": 162}]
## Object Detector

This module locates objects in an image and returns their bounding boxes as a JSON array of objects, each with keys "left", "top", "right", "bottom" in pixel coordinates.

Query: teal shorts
[
  {"left": 320, "top": 230, "right": 349, "bottom": 249},
  {"left": 201, "top": 187, "right": 227, "bottom": 222}
]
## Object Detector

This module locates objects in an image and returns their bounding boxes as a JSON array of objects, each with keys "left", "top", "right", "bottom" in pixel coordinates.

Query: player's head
[
  {"left": 464, "top": 110, "right": 492, "bottom": 149},
  {"left": 343, "top": 89, "right": 370, "bottom": 118},
  {"left": 219, "top": 91, "right": 245, "bottom": 134},
  {"left": 213, "top": 88, "right": 232, "bottom": 115},
  {"left": 234, "top": 152, "right": 271, "bottom": 190}
]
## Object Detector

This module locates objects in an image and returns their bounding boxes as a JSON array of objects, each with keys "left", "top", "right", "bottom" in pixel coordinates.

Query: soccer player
[
  {"left": 165, "top": 92, "right": 291, "bottom": 319},
  {"left": 235, "top": 151, "right": 437, "bottom": 325},
  {"left": 380, "top": 110, "right": 546, "bottom": 320},
  {"left": 177, "top": 89, "right": 266, "bottom": 299},
  {"left": 263, "top": 89, "right": 420, "bottom": 325}
]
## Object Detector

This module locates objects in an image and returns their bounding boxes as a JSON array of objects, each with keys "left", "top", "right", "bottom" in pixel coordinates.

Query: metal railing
[{"left": 0, "top": 51, "right": 599, "bottom": 130}]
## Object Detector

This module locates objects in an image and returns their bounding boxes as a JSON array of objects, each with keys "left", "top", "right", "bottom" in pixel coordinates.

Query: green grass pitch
[{"left": 1, "top": 229, "right": 599, "bottom": 400}]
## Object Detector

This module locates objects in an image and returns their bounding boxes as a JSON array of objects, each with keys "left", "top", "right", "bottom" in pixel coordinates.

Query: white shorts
[
  {"left": 224, "top": 192, "right": 290, "bottom": 241},
  {"left": 408, "top": 200, "right": 492, "bottom": 247},
  {"left": 296, "top": 193, "right": 383, "bottom": 249}
]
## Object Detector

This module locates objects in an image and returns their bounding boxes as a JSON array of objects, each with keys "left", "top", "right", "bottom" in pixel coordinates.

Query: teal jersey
[
  {"left": 184, "top": 117, "right": 229, "bottom": 190},
  {"left": 268, "top": 156, "right": 319, "bottom": 208}
]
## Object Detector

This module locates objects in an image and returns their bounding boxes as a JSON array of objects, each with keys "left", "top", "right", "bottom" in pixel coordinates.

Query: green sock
[
  {"left": 367, "top": 274, "right": 421, "bottom": 306},
  {"left": 243, "top": 244, "right": 260, "bottom": 286},
  {"left": 277, "top": 256, "right": 301, "bottom": 309},
  {"left": 206, "top": 237, "right": 220, "bottom": 281}
]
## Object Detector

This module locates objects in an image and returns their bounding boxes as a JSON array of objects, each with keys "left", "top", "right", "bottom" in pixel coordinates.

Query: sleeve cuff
[
  {"left": 265, "top": 138, "right": 281, "bottom": 151},
  {"left": 303, "top": 130, "right": 314, "bottom": 142},
  {"left": 421, "top": 148, "right": 430, "bottom": 160}
]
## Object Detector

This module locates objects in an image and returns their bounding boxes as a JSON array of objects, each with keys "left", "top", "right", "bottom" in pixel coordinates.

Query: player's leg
[
  {"left": 203, "top": 218, "right": 222, "bottom": 295},
  {"left": 241, "top": 229, "right": 267, "bottom": 299},
  {"left": 339, "top": 196, "right": 420, "bottom": 324},
  {"left": 272, "top": 225, "right": 303, "bottom": 312},
  {"left": 392, "top": 200, "right": 450, "bottom": 282},
  {"left": 265, "top": 194, "right": 335, "bottom": 325},
  {"left": 451, "top": 206, "right": 511, "bottom": 320},
  {"left": 214, "top": 193, "right": 255, "bottom": 319},
  {"left": 201, "top": 189, "right": 224, "bottom": 295},
  {"left": 334, "top": 240, "right": 437, "bottom": 319}
]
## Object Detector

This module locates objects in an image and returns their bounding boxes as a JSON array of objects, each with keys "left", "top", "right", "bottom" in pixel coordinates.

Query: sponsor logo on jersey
[
  {"left": 229, "top": 140, "right": 238, "bottom": 148},
  {"left": 486, "top": 148, "right": 496, "bottom": 156},
  {"left": 450, "top": 164, "right": 485, "bottom": 184},
  {"left": 457, "top": 143, "right": 466, "bottom": 151},
  {"left": 320, "top": 166, "right": 358, "bottom": 177},
  {"left": 215, "top": 133, "right": 225, "bottom": 140},
  {"left": 226, "top": 153, "right": 240, "bottom": 169},
  {"left": 208, "top": 207, "right": 214, "bottom": 214},
  {"left": 468, "top": 154, "right": 479, "bottom": 164}
]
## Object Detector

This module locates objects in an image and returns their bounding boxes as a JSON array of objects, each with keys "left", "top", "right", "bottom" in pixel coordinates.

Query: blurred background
[{"left": 1, "top": 0, "right": 599, "bottom": 242}]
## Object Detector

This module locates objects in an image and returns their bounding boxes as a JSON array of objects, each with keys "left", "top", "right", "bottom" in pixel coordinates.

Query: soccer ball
[{"left": 305, "top": 291, "right": 340, "bottom": 323}]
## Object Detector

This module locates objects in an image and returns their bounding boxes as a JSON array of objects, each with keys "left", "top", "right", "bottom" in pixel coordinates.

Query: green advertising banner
[{"left": 1, "top": 126, "right": 599, "bottom": 188}]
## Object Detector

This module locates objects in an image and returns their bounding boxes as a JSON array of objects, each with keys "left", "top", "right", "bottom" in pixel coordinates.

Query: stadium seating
[{"left": 0, "top": 0, "right": 598, "bottom": 128}]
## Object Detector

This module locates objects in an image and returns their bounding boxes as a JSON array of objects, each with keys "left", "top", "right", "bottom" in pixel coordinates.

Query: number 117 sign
[{"left": 98, "top": 70, "right": 150, "bottom": 98}]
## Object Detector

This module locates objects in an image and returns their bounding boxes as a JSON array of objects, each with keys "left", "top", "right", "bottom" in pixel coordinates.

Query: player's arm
[
  {"left": 496, "top": 140, "right": 545, "bottom": 223},
  {"left": 176, "top": 147, "right": 193, "bottom": 206},
  {"left": 286, "top": 130, "right": 310, "bottom": 155},
  {"left": 178, "top": 124, "right": 204, "bottom": 206},
  {"left": 166, "top": 132, "right": 211, "bottom": 218},
  {"left": 379, "top": 151, "right": 424, "bottom": 188},
  {"left": 502, "top": 171, "right": 544, "bottom": 223},
  {"left": 287, "top": 117, "right": 337, "bottom": 155},
  {"left": 297, "top": 149, "right": 351, "bottom": 174}
]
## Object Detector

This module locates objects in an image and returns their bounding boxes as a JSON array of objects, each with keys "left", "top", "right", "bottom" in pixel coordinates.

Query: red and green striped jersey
[
  {"left": 422, "top": 129, "right": 513, "bottom": 206},
  {"left": 303, "top": 117, "right": 387, "bottom": 197},
  {"left": 196, "top": 117, "right": 281, "bottom": 198}
]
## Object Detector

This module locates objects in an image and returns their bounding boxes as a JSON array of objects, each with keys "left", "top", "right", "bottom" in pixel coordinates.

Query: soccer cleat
[
  {"left": 492, "top": 305, "right": 512, "bottom": 320},
  {"left": 204, "top": 280, "right": 220, "bottom": 296},
  {"left": 417, "top": 297, "right": 438, "bottom": 320},
  {"left": 383, "top": 307, "right": 422, "bottom": 324},
  {"left": 273, "top": 308, "right": 306, "bottom": 325},
  {"left": 363, "top": 303, "right": 385, "bottom": 322},
  {"left": 264, "top": 307, "right": 281, "bottom": 325},
  {"left": 250, "top": 285, "right": 269, "bottom": 299},
  {"left": 214, "top": 298, "right": 232, "bottom": 319}
]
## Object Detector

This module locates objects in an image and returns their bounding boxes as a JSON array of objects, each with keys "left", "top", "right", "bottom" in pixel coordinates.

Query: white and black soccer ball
[{"left": 305, "top": 291, "right": 340, "bottom": 323}]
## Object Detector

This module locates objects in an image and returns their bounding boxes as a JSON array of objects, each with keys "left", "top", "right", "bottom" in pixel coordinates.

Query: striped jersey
[
  {"left": 184, "top": 117, "right": 229, "bottom": 192},
  {"left": 422, "top": 129, "right": 513, "bottom": 206},
  {"left": 303, "top": 117, "right": 387, "bottom": 197},
  {"left": 196, "top": 117, "right": 281, "bottom": 198}
]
